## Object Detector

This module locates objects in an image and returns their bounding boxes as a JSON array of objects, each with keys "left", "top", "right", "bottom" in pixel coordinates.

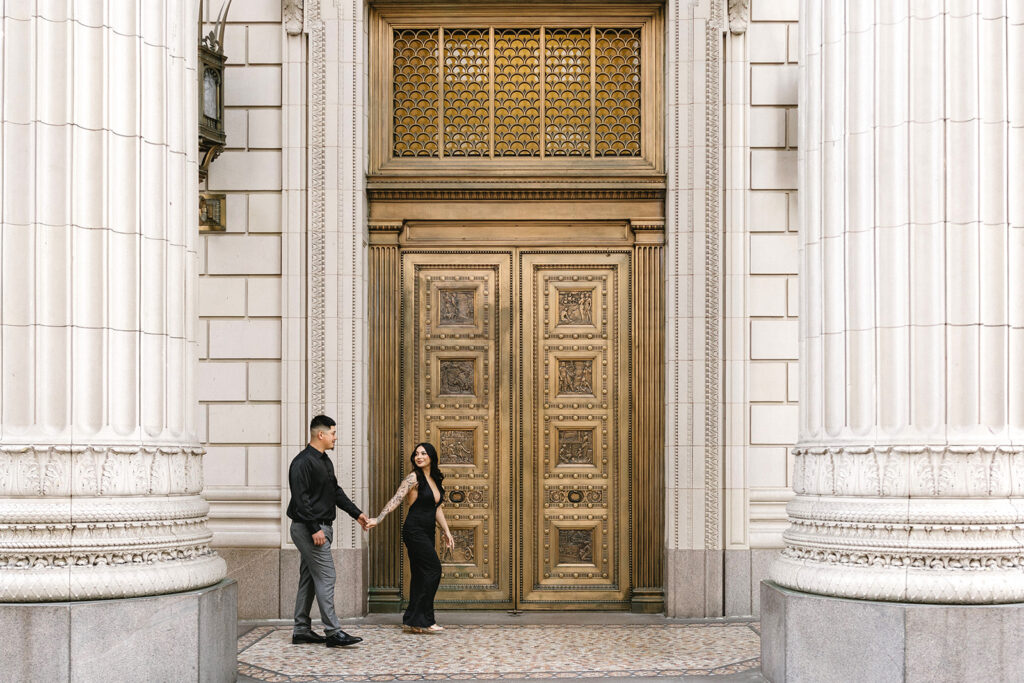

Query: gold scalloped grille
[
  {"left": 443, "top": 29, "right": 490, "bottom": 156},
  {"left": 544, "top": 28, "right": 591, "bottom": 156},
  {"left": 392, "top": 29, "right": 439, "bottom": 157},
  {"left": 494, "top": 29, "right": 541, "bottom": 156},
  {"left": 595, "top": 28, "right": 641, "bottom": 156},
  {"left": 392, "top": 27, "right": 641, "bottom": 159}
]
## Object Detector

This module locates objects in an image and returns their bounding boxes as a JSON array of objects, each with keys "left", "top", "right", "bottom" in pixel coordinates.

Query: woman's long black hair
[{"left": 410, "top": 442, "right": 445, "bottom": 503}]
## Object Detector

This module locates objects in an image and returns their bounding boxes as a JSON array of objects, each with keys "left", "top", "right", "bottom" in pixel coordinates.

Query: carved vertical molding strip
[
  {"left": 307, "top": 0, "right": 327, "bottom": 414},
  {"left": 368, "top": 224, "right": 403, "bottom": 610},
  {"left": 703, "top": 0, "right": 725, "bottom": 551},
  {"left": 631, "top": 226, "right": 665, "bottom": 611}
]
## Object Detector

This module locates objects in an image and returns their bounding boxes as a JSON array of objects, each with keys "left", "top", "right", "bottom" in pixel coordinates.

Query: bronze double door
[{"left": 401, "top": 249, "right": 631, "bottom": 609}]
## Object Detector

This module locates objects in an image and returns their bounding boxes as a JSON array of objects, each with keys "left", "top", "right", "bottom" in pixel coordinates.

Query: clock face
[{"left": 203, "top": 69, "right": 219, "bottom": 120}]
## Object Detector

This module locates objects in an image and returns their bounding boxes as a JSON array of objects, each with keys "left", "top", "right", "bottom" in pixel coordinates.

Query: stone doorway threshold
[{"left": 237, "top": 613, "right": 763, "bottom": 682}]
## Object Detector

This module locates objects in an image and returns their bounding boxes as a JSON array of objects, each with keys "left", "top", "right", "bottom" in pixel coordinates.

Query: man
[{"left": 287, "top": 415, "right": 369, "bottom": 647}]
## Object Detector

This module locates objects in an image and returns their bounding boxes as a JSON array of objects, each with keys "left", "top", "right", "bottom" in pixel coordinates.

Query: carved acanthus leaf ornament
[
  {"left": 773, "top": 444, "right": 1024, "bottom": 603},
  {"left": 0, "top": 445, "right": 223, "bottom": 601}
]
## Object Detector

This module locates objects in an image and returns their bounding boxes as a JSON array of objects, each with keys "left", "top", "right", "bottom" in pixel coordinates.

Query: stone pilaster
[
  {"left": 772, "top": 1, "right": 1024, "bottom": 603},
  {"left": 0, "top": 1, "right": 226, "bottom": 600},
  {"left": 664, "top": 0, "right": 728, "bottom": 618}
]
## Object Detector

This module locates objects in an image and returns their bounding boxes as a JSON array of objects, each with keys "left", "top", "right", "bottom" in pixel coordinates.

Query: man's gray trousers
[{"left": 290, "top": 521, "right": 342, "bottom": 636}]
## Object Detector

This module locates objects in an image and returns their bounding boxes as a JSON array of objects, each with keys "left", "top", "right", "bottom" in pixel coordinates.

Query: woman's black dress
[{"left": 402, "top": 485, "right": 442, "bottom": 628}]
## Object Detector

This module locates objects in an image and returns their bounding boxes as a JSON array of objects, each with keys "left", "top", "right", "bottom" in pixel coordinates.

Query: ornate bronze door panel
[
  {"left": 520, "top": 252, "right": 631, "bottom": 608},
  {"left": 392, "top": 248, "right": 642, "bottom": 610},
  {"left": 402, "top": 253, "right": 514, "bottom": 608}
]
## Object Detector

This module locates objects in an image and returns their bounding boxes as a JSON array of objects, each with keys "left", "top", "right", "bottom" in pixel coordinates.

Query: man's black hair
[{"left": 309, "top": 415, "right": 336, "bottom": 433}]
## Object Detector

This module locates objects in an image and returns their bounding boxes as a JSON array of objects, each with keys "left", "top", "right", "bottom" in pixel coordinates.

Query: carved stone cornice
[
  {"left": 0, "top": 491, "right": 223, "bottom": 600},
  {"left": 367, "top": 187, "right": 665, "bottom": 202},
  {"left": 0, "top": 543, "right": 216, "bottom": 570}
]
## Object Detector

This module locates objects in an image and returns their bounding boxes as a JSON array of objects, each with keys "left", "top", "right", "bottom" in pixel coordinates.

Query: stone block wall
[
  {"left": 745, "top": 0, "right": 799, "bottom": 535},
  {"left": 200, "top": 0, "right": 285, "bottom": 563},
  {"left": 723, "top": 0, "right": 799, "bottom": 616}
]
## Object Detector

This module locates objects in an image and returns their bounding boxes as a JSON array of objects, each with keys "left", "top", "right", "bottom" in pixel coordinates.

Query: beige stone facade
[
  {"left": 7, "top": 0, "right": 1019, "bottom": 632},
  {"left": 193, "top": 0, "right": 805, "bottom": 619}
]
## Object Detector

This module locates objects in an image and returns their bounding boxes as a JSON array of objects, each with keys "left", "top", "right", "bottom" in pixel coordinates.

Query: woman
[{"left": 368, "top": 442, "right": 455, "bottom": 632}]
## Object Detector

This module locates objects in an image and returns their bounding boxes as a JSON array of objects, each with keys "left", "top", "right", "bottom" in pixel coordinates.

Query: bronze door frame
[{"left": 368, "top": 222, "right": 664, "bottom": 613}]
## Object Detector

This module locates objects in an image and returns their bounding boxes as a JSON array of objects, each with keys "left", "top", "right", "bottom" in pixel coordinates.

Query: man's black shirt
[{"left": 286, "top": 444, "right": 362, "bottom": 536}]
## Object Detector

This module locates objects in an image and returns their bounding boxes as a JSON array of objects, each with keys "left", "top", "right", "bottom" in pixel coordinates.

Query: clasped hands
[
  {"left": 353, "top": 517, "right": 455, "bottom": 550},
  {"left": 310, "top": 515, "right": 375, "bottom": 546}
]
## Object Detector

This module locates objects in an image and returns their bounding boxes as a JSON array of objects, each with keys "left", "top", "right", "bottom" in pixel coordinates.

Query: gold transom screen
[{"left": 392, "top": 27, "right": 641, "bottom": 158}]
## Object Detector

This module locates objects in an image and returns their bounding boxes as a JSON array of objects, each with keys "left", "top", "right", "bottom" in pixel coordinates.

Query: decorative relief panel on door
[
  {"left": 557, "top": 527, "right": 595, "bottom": 564},
  {"left": 544, "top": 518, "right": 611, "bottom": 580},
  {"left": 403, "top": 255, "right": 512, "bottom": 606},
  {"left": 438, "top": 359, "right": 476, "bottom": 395},
  {"left": 558, "top": 291, "right": 594, "bottom": 325},
  {"left": 556, "top": 428, "right": 594, "bottom": 465},
  {"left": 449, "top": 527, "right": 478, "bottom": 564},
  {"left": 522, "top": 254, "right": 630, "bottom": 606},
  {"left": 438, "top": 289, "right": 476, "bottom": 325},
  {"left": 438, "top": 428, "right": 476, "bottom": 465}
]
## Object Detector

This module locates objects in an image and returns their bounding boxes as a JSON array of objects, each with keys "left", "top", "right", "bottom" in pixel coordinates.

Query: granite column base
[
  {"left": 0, "top": 579, "right": 237, "bottom": 682},
  {"left": 761, "top": 580, "right": 1024, "bottom": 682}
]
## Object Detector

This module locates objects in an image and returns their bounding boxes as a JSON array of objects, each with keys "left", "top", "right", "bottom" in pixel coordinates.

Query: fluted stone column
[
  {"left": 771, "top": 1, "right": 1024, "bottom": 604},
  {"left": 0, "top": 1, "right": 226, "bottom": 601}
]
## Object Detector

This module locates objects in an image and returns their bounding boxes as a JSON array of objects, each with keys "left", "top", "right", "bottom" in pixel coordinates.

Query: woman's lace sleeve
[{"left": 375, "top": 473, "right": 417, "bottom": 522}]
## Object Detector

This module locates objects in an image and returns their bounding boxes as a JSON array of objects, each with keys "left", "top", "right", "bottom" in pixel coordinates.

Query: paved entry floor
[{"left": 237, "top": 613, "right": 762, "bottom": 682}]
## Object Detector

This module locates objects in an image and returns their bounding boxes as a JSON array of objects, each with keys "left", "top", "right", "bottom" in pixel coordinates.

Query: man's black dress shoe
[
  {"left": 291, "top": 631, "right": 327, "bottom": 644},
  {"left": 325, "top": 631, "right": 362, "bottom": 647}
]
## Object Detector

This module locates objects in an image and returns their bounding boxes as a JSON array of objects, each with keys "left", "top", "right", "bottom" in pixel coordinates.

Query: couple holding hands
[{"left": 286, "top": 415, "right": 455, "bottom": 647}]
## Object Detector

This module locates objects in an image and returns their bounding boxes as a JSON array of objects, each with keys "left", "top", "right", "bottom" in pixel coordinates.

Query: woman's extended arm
[
  {"left": 436, "top": 505, "right": 455, "bottom": 549},
  {"left": 370, "top": 472, "right": 417, "bottom": 524}
]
